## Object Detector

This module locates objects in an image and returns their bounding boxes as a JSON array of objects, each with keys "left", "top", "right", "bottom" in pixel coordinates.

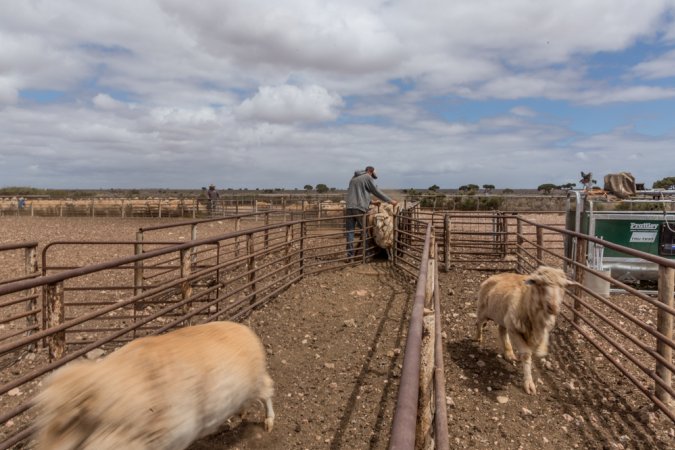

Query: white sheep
[
  {"left": 35, "top": 321, "right": 274, "bottom": 450},
  {"left": 475, "top": 266, "right": 570, "bottom": 394},
  {"left": 371, "top": 203, "right": 399, "bottom": 258}
]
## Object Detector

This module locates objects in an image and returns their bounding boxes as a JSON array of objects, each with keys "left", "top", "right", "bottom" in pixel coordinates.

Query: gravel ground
[{"left": 439, "top": 267, "right": 674, "bottom": 450}]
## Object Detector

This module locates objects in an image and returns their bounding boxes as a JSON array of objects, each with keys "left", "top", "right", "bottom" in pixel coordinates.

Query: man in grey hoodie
[{"left": 345, "top": 166, "right": 398, "bottom": 258}]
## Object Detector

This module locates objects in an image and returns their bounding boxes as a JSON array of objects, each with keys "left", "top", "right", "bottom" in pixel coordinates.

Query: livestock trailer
[{"left": 565, "top": 190, "right": 675, "bottom": 283}]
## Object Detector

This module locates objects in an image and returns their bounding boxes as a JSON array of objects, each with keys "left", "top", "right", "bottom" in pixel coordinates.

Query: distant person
[
  {"left": 18, "top": 197, "right": 26, "bottom": 209},
  {"left": 345, "top": 166, "right": 398, "bottom": 258},
  {"left": 207, "top": 184, "right": 220, "bottom": 215}
]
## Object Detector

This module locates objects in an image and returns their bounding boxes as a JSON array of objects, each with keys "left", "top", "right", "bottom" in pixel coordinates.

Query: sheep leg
[
  {"left": 521, "top": 353, "right": 536, "bottom": 394},
  {"left": 475, "top": 319, "right": 486, "bottom": 344},
  {"left": 499, "top": 326, "right": 516, "bottom": 361},
  {"left": 260, "top": 374, "right": 275, "bottom": 431},
  {"left": 508, "top": 331, "right": 536, "bottom": 394},
  {"left": 534, "top": 332, "right": 549, "bottom": 358},
  {"left": 263, "top": 397, "right": 275, "bottom": 431}
]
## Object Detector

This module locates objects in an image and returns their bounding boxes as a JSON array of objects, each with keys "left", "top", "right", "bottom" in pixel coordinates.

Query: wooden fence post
[
  {"left": 444, "top": 214, "right": 451, "bottom": 273},
  {"left": 134, "top": 231, "right": 144, "bottom": 297},
  {"left": 300, "top": 222, "right": 306, "bottom": 277},
  {"left": 285, "top": 224, "right": 293, "bottom": 276},
  {"left": 416, "top": 314, "right": 435, "bottom": 450},
  {"left": 247, "top": 234, "right": 256, "bottom": 304},
  {"left": 180, "top": 248, "right": 193, "bottom": 324},
  {"left": 44, "top": 282, "right": 65, "bottom": 361},
  {"left": 425, "top": 237, "right": 435, "bottom": 309},
  {"left": 655, "top": 266, "right": 674, "bottom": 406},
  {"left": 573, "top": 237, "right": 588, "bottom": 325},
  {"left": 392, "top": 214, "right": 398, "bottom": 268},
  {"left": 264, "top": 212, "right": 270, "bottom": 250},
  {"left": 516, "top": 219, "right": 523, "bottom": 274},
  {"left": 24, "top": 245, "right": 38, "bottom": 348},
  {"left": 536, "top": 226, "right": 544, "bottom": 264},
  {"left": 235, "top": 217, "right": 242, "bottom": 257}
]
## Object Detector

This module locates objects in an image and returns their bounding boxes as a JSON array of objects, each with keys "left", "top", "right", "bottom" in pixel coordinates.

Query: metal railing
[
  {"left": 0, "top": 243, "right": 40, "bottom": 349},
  {"left": 0, "top": 196, "right": 350, "bottom": 219},
  {"left": 0, "top": 213, "right": 369, "bottom": 449},
  {"left": 429, "top": 211, "right": 674, "bottom": 424},
  {"left": 389, "top": 208, "right": 449, "bottom": 450},
  {"left": 514, "top": 216, "right": 674, "bottom": 421}
]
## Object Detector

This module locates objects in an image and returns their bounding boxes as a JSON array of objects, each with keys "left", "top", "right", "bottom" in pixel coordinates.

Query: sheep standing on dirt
[
  {"left": 35, "top": 321, "right": 274, "bottom": 450},
  {"left": 371, "top": 202, "right": 399, "bottom": 258},
  {"left": 475, "top": 266, "right": 570, "bottom": 394}
]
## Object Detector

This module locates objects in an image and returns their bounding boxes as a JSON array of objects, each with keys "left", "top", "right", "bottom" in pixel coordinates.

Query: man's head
[
  {"left": 365, "top": 166, "right": 377, "bottom": 179},
  {"left": 209, "top": 184, "right": 215, "bottom": 190}
]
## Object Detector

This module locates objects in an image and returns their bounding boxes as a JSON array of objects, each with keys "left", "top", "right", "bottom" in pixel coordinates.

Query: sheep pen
[{"left": 0, "top": 216, "right": 673, "bottom": 449}]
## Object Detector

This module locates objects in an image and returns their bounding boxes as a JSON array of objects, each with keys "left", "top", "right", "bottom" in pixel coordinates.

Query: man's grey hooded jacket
[{"left": 346, "top": 170, "right": 393, "bottom": 212}]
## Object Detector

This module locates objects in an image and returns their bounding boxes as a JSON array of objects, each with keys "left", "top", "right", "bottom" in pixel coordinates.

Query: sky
[{"left": 1, "top": 0, "right": 675, "bottom": 190}]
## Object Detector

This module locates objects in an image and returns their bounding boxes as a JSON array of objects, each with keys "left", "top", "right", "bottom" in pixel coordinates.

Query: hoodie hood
[{"left": 353, "top": 170, "right": 367, "bottom": 178}]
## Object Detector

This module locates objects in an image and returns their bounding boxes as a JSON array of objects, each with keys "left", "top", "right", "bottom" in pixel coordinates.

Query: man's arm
[{"left": 366, "top": 178, "right": 394, "bottom": 204}]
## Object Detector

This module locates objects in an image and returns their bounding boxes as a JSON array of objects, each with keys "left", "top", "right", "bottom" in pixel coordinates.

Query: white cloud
[
  {"left": 158, "top": 0, "right": 403, "bottom": 75},
  {"left": 577, "top": 85, "right": 675, "bottom": 104},
  {"left": 510, "top": 106, "right": 537, "bottom": 117},
  {"left": 632, "top": 49, "right": 675, "bottom": 79},
  {"left": 93, "top": 94, "right": 127, "bottom": 110},
  {"left": 0, "top": 77, "right": 19, "bottom": 105},
  {"left": 236, "top": 85, "right": 343, "bottom": 124}
]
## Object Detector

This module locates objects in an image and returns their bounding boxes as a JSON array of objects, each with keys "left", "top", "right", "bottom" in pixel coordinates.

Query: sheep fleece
[{"left": 35, "top": 321, "right": 274, "bottom": 450}]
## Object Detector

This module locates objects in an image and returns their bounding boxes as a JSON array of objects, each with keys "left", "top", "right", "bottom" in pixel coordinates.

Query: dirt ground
[
  {"left": 438, "top": 267, "right": 674, "bottom": 450},
  {"left": 1, "top": 217, "right": 674, "bottom": 449}
]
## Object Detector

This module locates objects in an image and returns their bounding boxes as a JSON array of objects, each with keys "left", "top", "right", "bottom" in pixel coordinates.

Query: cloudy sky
[{"left": 1, "top": 0, "right": 675, "bottom": 190}]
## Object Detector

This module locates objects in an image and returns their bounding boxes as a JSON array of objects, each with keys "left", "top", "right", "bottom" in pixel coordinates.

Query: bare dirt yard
[
  {"left": 439, "top": 267, "right": 674, "bottom": 450},
  {"left": 1, "top": 216, "right": 674, "bottom": 449}
]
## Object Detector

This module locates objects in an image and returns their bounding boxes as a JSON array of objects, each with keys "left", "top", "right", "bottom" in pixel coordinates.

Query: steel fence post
[{"left": 655, "top": 266, "right": 674, "bottom": 406}]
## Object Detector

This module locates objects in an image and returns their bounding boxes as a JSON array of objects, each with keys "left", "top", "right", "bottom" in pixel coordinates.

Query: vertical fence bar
[
  {"left": 516, "top": 219, "right": 523, "bottom": 274},
  {"left": 235, "top": 217, "right": 242, "bottom": 257},
  {"left": 44, "top": 282, "right": 65, "bottom": 361},
  {"left": 247, "top": 234, "right": 257, "bottom": 304},
  {"left": 444, "top": 214, "right": 451, "bottom": 272},
  {"left": 24, "top": 245, "right": 38, "bottom": 346},
  {"left": 300, "top": 222, "right": 306, "bottom": 276},
  {"left": 190, "top": 224, "right": 198, "bottom": 266},
  {"left": 425, "top": 235, "right": 435, "bottom": 309},
  {"left": 264, "top": 212, "right": 270, "bottom": 250},
  {"left": 180, "top": 248, "right": 193, "bottom": 325},
  {"left": 501, "top": 214, "right": 509, "bottom": 259},
  {"left": 362, "top": 211, "right": 369, "bottom": 264},
  {"left": 573, "top": 237, "right": 587, "bottom": 325},
  {"left": 134, "top": 231, "right": 144, "bottom": 297},
  {"left": 285, "top": 224, "right": 292, "bottom": 276},
  {"left": 655, "top": 266, "right": 674, "bottom": 405},
  {"left": 393, "top": 214, "right": 399, "bottom": 268},
  {"left": 536, "top": 226, "right": 544, "bottom": 264}
]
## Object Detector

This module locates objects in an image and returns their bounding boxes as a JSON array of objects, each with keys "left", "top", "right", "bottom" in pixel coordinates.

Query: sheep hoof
[
  {"left": 264, "top": 418, "right": 274, "bottom": 432},
  {"left": 504, "top": 351, "right": 517, "bottom": 362},
  {"left": 524, "top": 379, "right": 537, "bottom": 395}
]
